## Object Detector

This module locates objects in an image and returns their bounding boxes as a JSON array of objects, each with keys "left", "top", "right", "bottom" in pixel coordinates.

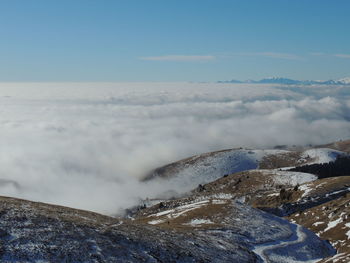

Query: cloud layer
[
  {"left": 139, "top": 55, "right": 216, "bottom": 61},
  {"left": 0, "top": 82, "right": 349, "bottom": 214},
  {"left": 238, "top": 52, "right": 303, "bottom": 60},
  {"left": 335, "top": 54, "right": 350, "bottom": 59}
]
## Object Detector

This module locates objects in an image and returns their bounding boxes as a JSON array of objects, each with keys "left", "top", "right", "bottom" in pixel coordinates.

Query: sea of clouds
[{"left": 0, "top": 82, "right": 349, "bottom": 214}]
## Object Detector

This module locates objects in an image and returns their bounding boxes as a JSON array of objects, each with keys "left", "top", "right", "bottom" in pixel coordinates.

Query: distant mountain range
[{"left": 218, "top": 77, "right": 350, "bottom": 85}]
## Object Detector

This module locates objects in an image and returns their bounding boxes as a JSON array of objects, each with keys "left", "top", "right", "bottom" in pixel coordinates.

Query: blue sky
[{"left": 0, "top": 0, "right": 349, "bottom": 82}]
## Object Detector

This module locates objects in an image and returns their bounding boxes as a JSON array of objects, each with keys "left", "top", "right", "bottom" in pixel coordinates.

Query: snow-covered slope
[
  {"left": 146, "top": 149, "right": 288, "bottom": 192},
  {"left": 261, "top": 169, "right": 317, "bottom": 186},
  {"left": 148, "top": 147, "right": 346, "bottom": 183},
  {"left": 0, "top": 196, "right": 260, "bottom": 262},
  {"left": 300, "top": 148, "right": 345, "bottom": 164},
  {"left": 143, "top": 147, "right": 347, "bottom": 202}
]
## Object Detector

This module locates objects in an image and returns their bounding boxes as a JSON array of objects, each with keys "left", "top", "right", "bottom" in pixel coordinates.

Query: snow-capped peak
[
  {"left": 337, "top": 77, "right": 350, "bottom": 84},
  {"left": 218, "top": 77, "right": 350, "bottom": 85}
]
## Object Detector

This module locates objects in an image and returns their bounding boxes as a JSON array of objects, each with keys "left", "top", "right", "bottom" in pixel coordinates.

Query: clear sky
[{"left": 0, "top": 0, "right": 349, "bottom": 82}]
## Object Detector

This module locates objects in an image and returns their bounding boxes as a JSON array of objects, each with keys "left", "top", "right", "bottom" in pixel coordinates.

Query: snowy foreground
[
  {"left": 0, "top": 144, "right": 347, "bottom": 262},
  {"left": 0, "top": 196, "right": 335, "bottom": 262}
]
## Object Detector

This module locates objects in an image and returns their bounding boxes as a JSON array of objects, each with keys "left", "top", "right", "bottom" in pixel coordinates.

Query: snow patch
[
  {"left": 323, "top": 252, "right": 347, "bottom": 263},
  {"left": 184, "top": 219, "right": 214, "bottom": 226},
  {"left": 270, "top": 170, "right": 317, "bottom": 186},
  {"left": 150, "top": 200, "right": 210, "bottom": 218},
  {"left": 346, "top": 230, "right": 350, "bottom": 240},
  {"left": 209, "top": 193, "right": 234, "bottom": 199},
  {"left": 258, "top": 169, "right": 317, "bottom": 191},
  {"left": 212, "top": 199, "right": 227, "bottom": 204},
  {"left": 324, "top": 217, "right": 343, "bottom": 232},
  {"left": 301, "top": 148, "right": 345, "bottom": 164},
  {"left": 299, "top": 184, "right": 314, "bottom": 197},
  {"left": 148, "top": 219, "right": 166, "bottom": 225},
  {"left": 312, "top": 222, "right": 324, "bottom": 227}
]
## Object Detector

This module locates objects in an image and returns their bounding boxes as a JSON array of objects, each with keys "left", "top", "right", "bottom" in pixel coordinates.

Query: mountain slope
[
  {"left": 0, "top": 141, "right": 348, "bottom": 262},
  {"left": 133, "top": 196, "right": 334, "bottom": 262},
  {"left": 317, "top": 139, "right": 350, "bottom": 154},
  {"left": 0, "top": 193, "right": 333, "bottom": 263},
  {"left": 136, "top": 143, "right": 350, "bottom": 262},
  {"left": 0, "top": 196, "right": 260, "bottom": 262}
]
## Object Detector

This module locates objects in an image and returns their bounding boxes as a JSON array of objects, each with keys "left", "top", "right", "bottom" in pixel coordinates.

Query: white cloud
[
  {"left": 309, "top": 52, "right": 326, "bottom": 56},
  {"left": 238, "top": 52, "right": 303, "bottom": 60},
  {"left": 334, "top": 53, "right": 350, "bottom": 59},
  {"left": 258, "top": 52, "right": 303, "bottom": 60},
  {"left": 138, "top": 55, "right": 216, "bottom": 61},
  {"left": 251, "top": 52, "right": 303, "bottom": 60},
  {"left": 139, "top": 52, "right": 304, "bottom": 62},
  {"left": 0, "top": 82, "right": 349, "bottom": 215}
]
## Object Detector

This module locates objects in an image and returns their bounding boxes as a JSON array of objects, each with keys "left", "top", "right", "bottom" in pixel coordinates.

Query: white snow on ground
[
  {"left": 212, "top": 199, "right": 227, "bottom": 204},
  {"left": 267, "top": 193, "right": 280, "bottom": 197},
  {"left": 150, "top": 200, "right": 210, "bottom": 218},
  {"left": 268, "top": 170, "right": 317, "bottom": 186},
  {"left": 323, "top": 253, "right": 347, "bottom": 263},
  {"left": 253, "top": 224, "right": 322, "bottom": 263},
  {"left": 153, "top": 209, "right": 175, "bottom": 217},
  {"left": 154, "top": 149, "right": 290, "bottom": 200},
  {"left": 148, "top": 219, "right": 166, "bottom": 225},
  {"left": 325, "top": 188, "right": 350, "bottom": 197},
  {"left": 145, "top": 197, "right": 335, "bottom": 261},
  {"left": 297, "top": 179, "right": 349, "bottom": 198},
  {"left": 257, "top": 169, "right": 317, "bottom": 186},
  {"left": 300, "top": 148, "right": 345, "bottom": 164},
  {"left": 312, "top": 222, "right": 324, "bottom": 227},
  {"left": 324, "top": 217, "right": 343, "bottom": 232},
  {"left": 346, "top": 230, "right": 350, "bottom": 239},
  {"left": 299, "top": 184, "right": 314, "bottom": 198},
  {"left": 280, "top": 166, "right": 297, "bottom": 170},
  {"left": 209, "top": 193, "right": 234, "bottom": 199},
  {"left": 184, "top": 219, "right": 214, "bottom": 226}
]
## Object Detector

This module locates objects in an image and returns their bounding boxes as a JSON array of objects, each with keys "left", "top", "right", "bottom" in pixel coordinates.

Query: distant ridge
[{"left": 218, "top": 77, "right": 350, "bottom": 85}]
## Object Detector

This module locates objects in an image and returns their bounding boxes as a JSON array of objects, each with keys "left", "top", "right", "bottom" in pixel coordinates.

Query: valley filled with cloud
[{"left": 0, "top": 82, "right": 349, "bottom": 214}]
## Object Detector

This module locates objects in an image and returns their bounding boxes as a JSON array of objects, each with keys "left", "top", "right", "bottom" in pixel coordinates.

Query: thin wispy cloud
[
  {"left": 310, "top": 53, "right": 350, "bottom": 59},
  {"left": 239, "top": 52, "right": 304, "bottom": 60},
  {"left": 139, "top": 55, "right": 216, "bottom": 62},
  {"left": 140, "top": 52, "right": 304, "bottom": 62},
  {"left": 217, "top": 52, "right": 304, "bottom": 61},
  {"left": 334, "top": 54, "right": 350, "bottom": 59},
  {"left": 309, "top": 52, "right": 326, "bottom": 56}
]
